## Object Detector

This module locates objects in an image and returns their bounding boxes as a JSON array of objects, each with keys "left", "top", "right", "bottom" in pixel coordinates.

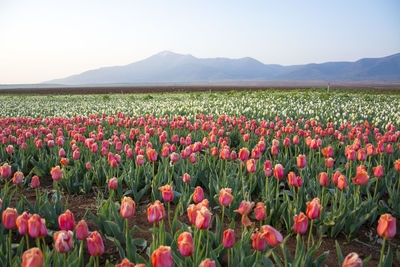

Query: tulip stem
[
  {"left": 281, "top": 243, "right": 288, "bottom": 267},
  {"left": 36, "top": 238, "right": 41, "bottom": 251},
  {"left": 152, "top": 223, "right": 156, "bottom": 252},
  {"left": 255, "top": 250, "right": 259, "bottom": 264},
  {"left": 25, "top": 233, "right": 29, "bottom": 249},
  {"left": 321, "top": 186, "right": 325, "bottom": 207},
  {"left": 8, "top": 229, "right": 12, "bottom": 267},
  {"left": 167, "top": 202, "right": 171, "bottom": 234},
  {"left": 96, "top": 255, "right": 99, "bottom": 267},
  {"left": 373, "top": 179, "right": 379, "bottom": 200},
  {"left": 63, "top": 253, "right": 67, "bottom": 267},
  {"left": 221, "top": 206, "right": 225, "bottom": 239},
  {"left": 276, "top": 178, "right": 280, "bottom": 204},
  {"left": 339, "top": 190, "right": 343, "bottom": 210},
  {"left": 295, "top": 233, "right": 300, "bottom": 257},
  {"left": 307, "top": 219, "right": 313, "bottom": 249},
  {"left": 379, "top": 237, "right": 386, "bottom": 265},
  {"left": 196, "top": 229, "right": 203, "bottom": 265},
  {"left": 79, "top": 240, "right": 84, "bottom": 266},
  {"left": 125, "top": 218, "right": 130, "bottom": 258},
  {"left": 227, "top": 249, "right": 230, "bottom": 267}
]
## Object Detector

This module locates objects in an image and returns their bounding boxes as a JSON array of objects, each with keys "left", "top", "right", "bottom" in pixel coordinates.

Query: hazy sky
[{"left": 0, "top": 0, "right": 399, "bottom": 84}]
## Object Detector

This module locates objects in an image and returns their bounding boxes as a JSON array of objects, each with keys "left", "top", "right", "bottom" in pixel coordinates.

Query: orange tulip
[
  {"left": 331, "top": 171, "right": 341, "bottom": 185},
  {"left": 238, "top": 148, "right": 249, "bottom": 161},
  {"left": 151, "top": 246, "right": 173, "bottom": 267},
  {"left": 177, "top": 232, "right": 194, "bottom": 257},
  {"left": 352, "top": 169, "right": 369, "bottom": 186},
  {"left": 395, "top": 159, "right": 400, "bottom": 172},
  {"left": 319, "top": 172, "right": 329, "bottom": 186},
  {"left": 115, "top": 258, "right": 135, "bottom": 267},
  {"left": 87, "top": 231, "right": 104, "bottom": 256},
  {"left": 195, "top": 206, "right": 212, "bottom": 230},
  {"left": 16, "top": 212, "right": 31, "bottom": 235},
  {"left": 2, "top": 207, "right": 17, "bottom": 229},
  {"left": 219, "top": 188, "right": 233, "bottom": 207},
  {"left": 337, "top": 174, "right": 347, "bottom": 190},
  {"left": 199, "top": 258, "right": 216, "bottom": 267},
  {"left": 296, "top": 155, "right": 306, "bottom": 169},
  {"left": 21, "top": 247, "right": 43, "bottom": 267},
  {"left": 325, "top": 157, "right": 335, "bottom": 168},
  {"left": 377, "top": 214, "right": 396, "bottom": 239},
  {"left": 50, "top": 166, "right": 62, "bottom": 181},
  {"left": 28, "top": 214, "right": 41, "bottom": 238},
  {"left": 246, "top": 159, "right": 256, "bottom": 173},
  {"left": 146, "top": 148, "right": 157, "bottom": 162},
  {"left": 58, "top": 209, "right": 75, "bottom": 231},
  {"left": 373, "top": 165, "right": 383, "bottom": 178},
  {"left": 12, "top": 171, "right": 24, "bottom": 185},
  {"left": 234, "top": 200, "right": 255, "bottom": 216},
  {"left": 120, "top": 197, "right": 135, "bottom": 218}
]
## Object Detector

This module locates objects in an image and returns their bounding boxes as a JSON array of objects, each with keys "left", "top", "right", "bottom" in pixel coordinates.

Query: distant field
[{"left": 0, "top": 85, "right": 399, "bottom": 95}]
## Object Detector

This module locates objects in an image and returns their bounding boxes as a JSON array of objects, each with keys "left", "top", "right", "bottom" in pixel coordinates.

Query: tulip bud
[
  {"left": 293, "top": 212, "right": 308, "bottom": 235},
  {"left": 147, "top": 200, "right": 165, "bottom": 223},
  {"left": 254, "top": 202, "right": 267, "bottom": 221},
  {"left": 31, "top": 175, "right": 40, "bottom": 188},
  {"left": 28, "top": 214, "right": 41, "bottom": 239},
  {"left": 182, "top": 173, "right": 190, "bottom": 183},
  {"left": 319, "top": 172, "right": 329, "bottom": 186},
  {"left": 16, "top": 212, "right": 31, "bottom": 235},
  {"left": 87, "top": 231, "right": 104, "bottom": 256},
  {"left": 246, "top": 159, "right": 256, "bottom": 173},
  {"left": 296, "top": 154, "right": 306, "bottom": 169},
  {"left": 193, "top": 186, "right": 204, "bottom": 203},
  {"left": 306, "top": 198, "right": 322, "bottom": 220},
  {"left": 195, "top": 206, "right": 212, "bottom": 230}
]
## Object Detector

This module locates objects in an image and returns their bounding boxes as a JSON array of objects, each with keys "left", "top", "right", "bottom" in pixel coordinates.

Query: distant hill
[{"left": 45, "top": 51, "right": 400, "bottom": 85}]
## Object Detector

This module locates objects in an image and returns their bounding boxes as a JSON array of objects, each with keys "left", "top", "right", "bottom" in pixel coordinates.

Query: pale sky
[{"left": 0, "top": 0, "right": 399, "bottom": 84}]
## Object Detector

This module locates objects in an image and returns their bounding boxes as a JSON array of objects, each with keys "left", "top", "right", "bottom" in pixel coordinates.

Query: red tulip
[
  {"left": 319, "top": 172, "right": 329, "bottom": 186},
  {"left": 246, "top": 159, "right": 256, "bottom": 173},
  {"left": 321, "top": 146, "right": 333, "bottom": 158},
  {"left": 86, "top": 162, "right": 92, "bottom": 170},
  {"left": 325, "top": 157, "right": 335, "bottom": 168},
  {"left": 16, "top": 212, "right": 31, "bottom": 235},
  {"left": 54, "top": 230, "right": 74, "bottom": 253},
  {"left": 50, "top": 166, "right": 62, "bottom": 181},
  {"left": 0, "top": 163, "right": 12, "bottom": 178},
  {"left": 60, "top": 157, "right": 69, "bottom": 166},
  {"left": 177, "top": 232, "right": 194, "bottom": 257},
  {"left": 273, "top": 164, "right": 284, "bottom": 179},
  {"left": 395, "top": 159, "right": 400, "bottom": 172},
  {"left": 75, "top": 220, "right": 89, "bottom": 240},
  {"left": 377, "top": 214, "right": 396, "bottom": 239},
  {"left": 193, "top": 186, "right": 204, "bottom": 203},
  {"left": 58, "top": 209, "right": 75, "bottom": 231},
  {"left": 2, "top": 207, "right": 17, "bottom": 229},
  {"left": 151, "top": 246, "right": 173, "bottom": 267},
  {"left": 120, "top": 197, "right": 135, "bottom": 218},
  {"left": 147, "top": 200, "right": 165, "bottom": 223},
  {"left": 12, "top": 171, "right": 24, "bottom": 185},
  {"left": 223, "top": 229, "right": 235, "bottom": 249},
  {"left": 251, "top": 231, "right": 266, "bottom": 251},
  {"left": 39, "top": 218, "right": 47, "bottom": 238},
  {"left": 158, "top": 185, "right": 174, "bottom": 202},
  {"left": 108, "top": 177, "right": 118, "bottom": 190},
  {"left": 331, "top": 171, "right": 342, "bottom": 185},
  {"left": 271, "top": 145, "right": 278, "bottom": 155},
  {"left": 352, "top": 169, "right": 369, "bottom": 186},
  {"left": 296, "top": 155, "right": 306, "bottom": 169},
  {"left": 170, "top": 152, "right": 179, "bottom": 163},
  {"left": 115, "top": 258, "right": 135, "bottom": 267},
  {"left": 136, "top": 155, "right": 144, "bottom": 165},
  {"left": 28, "top": 214, "right": 41, "bottom": 238},
  {"left": 199, "top": 258, "right": 216, "bottom": 267},
  {"left": 263, "top": 160, "right": 272, "bottom": 176},
  {"left": 261, "top": 225, "right": 283, "bottom": 247},
  {"left": 21, "top": 247, "right": 43, "bottom": 267},
  {"left": 31, "top": 175, "right": 40, "bottom": 188},
  {"left": 87, "top": 231, "right": 104, "bottom": 256},
  {"left": 306, "top": 198, "right": 322, "bottom": 220},
  {"left": 219, "top": 188, "right": 233, "bottom": 207},
  {"left": 373, "top": 165, "right": 383, "bottom": 178},
  {"left": 254, "top": 202, "right": 267, "bottom": 221},
  {"left": 342, "top": 252, "right": 362, "bottom": 267},
  {"left": 293, "top": 212, "right": 308, "bottom": 235}
]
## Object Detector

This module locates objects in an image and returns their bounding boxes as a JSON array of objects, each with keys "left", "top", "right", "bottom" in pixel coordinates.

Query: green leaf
[{"left": 335, "top": 240, "right": 344, "bottom": 266}]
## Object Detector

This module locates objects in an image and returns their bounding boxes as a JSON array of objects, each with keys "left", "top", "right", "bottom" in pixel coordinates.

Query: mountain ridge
[{"left": 46, "top": 51, "right": 400, "bottom": 84}]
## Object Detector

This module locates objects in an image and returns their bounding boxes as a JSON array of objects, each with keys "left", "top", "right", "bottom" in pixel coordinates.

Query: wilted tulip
[
  {"left": 151, "top": 246, "right": 173, "bottom": 267},
  {"left": 21, "top": 247, "right": 43, "bottom": 267},
  {"left": 177, "top": 232, "right": 194, "bottom": 257},
  {"left": 342, "top": 252, "right": 362, "bottom": 267},
  {"left": 58, "top": 209, "right": 75, "bottom": 231},
  {"left": 120, "top": 197, "right": 135, "bottom": 218},
  {"left": 261, "top": 225, "right": 283, "bottom": 247},
  {"left": 87, "top": 231, "right": 104, "bottom": 256}
]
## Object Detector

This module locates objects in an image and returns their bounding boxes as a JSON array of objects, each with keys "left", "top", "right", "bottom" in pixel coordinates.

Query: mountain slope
[{"left": 46, "top": 51, "right": 400, "bottom": 84}]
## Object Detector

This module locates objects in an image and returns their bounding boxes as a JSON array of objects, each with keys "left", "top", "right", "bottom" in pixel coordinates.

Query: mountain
[{"left": 46, "top": 51, "right": 400, "bottom": 84}]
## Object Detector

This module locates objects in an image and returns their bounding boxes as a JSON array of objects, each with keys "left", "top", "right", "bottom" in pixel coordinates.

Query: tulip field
[{"left": 0, "top": 89, "right": 399, "bottom": 267}]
